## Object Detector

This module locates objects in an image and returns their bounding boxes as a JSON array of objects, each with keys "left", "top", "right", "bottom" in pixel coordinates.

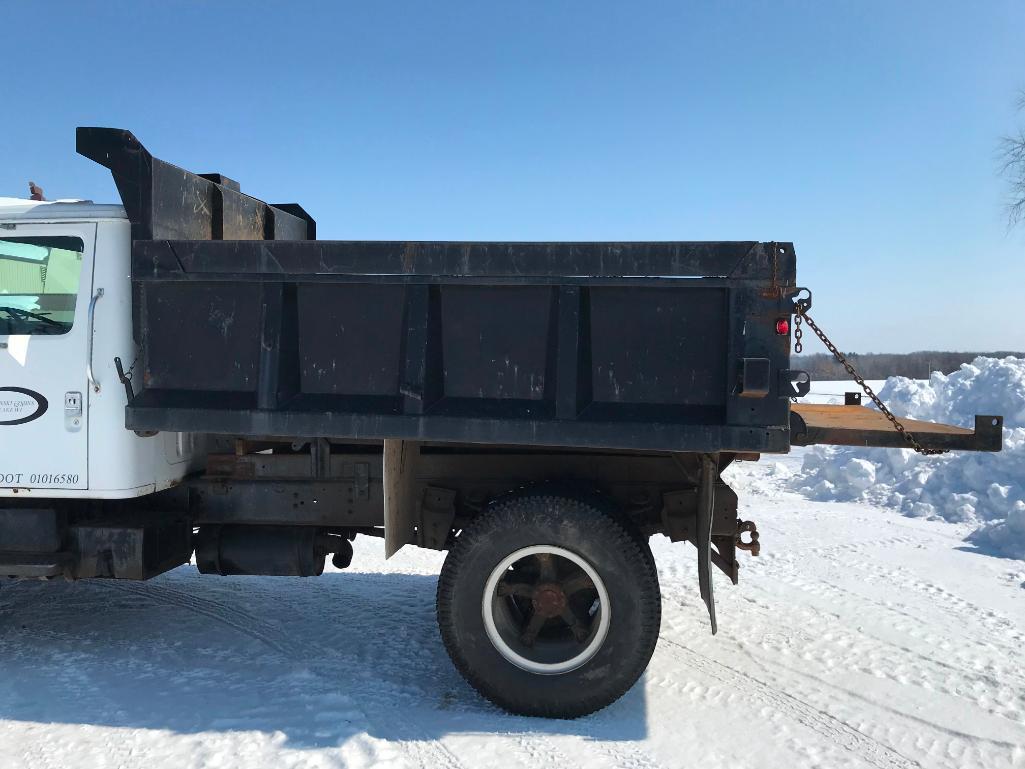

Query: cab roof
[{"left": 0, "top": 197, "right": 127, "bottom": 221}]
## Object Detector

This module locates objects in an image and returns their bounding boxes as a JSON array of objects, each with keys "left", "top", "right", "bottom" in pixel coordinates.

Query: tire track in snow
[
  {"left": 514, "top": 733, "right": 581, "bottom": 769},
  {"left": 106, "top": 579, "right": 577, "bottom": 769},
  {"left": 111, "top": 581, "right": 291, "bottom": 655},
  {"left": 4, "top": 642, "right": 150, "bottom": 769},
  {"left": 114, "top": 578, "right": 670, "bottom": 769},
  {"left": 750, "top": 651, "right": 1024, "bottom": 749},
  {"left": 11, "top": 728, "right": 65, "bottom": 769},
  {"left": 661, "top": 577, "right": 1025, "bottom": 719},
  {"left": 657, "top": 635, "right": 920, "bottom": 769},
  {"left": 867, "top": 572, "right": 1025, "bottom": 652},
  {"left": 801, "top": 533, "right": 921, "bottom": 558},
  {"left": 402, "top": 733, "right": 467, "bottom": 769},
  {"left": 588, "top": 740, "right": 665, "bottom": 769},
  {"left": 746, "top": 513, "right": 1025, "bottom": 660},
  {"left": 783, "top": 545, "right": 1025, "bottom": 658},
  {"left": 515, "top": 727, "right": 665, "bottom": 769},
  {"left": 134, "top": 579, "right": 674, "bottom": 769},
  {"left": 732, "top": 563, "right": 1025, "bottom": 689},
  {"left": 108, "top": 580, "right": 461, "bottom": 769}
]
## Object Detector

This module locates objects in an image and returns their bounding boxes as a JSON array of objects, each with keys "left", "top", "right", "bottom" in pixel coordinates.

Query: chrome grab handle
[{"left": 87, "top": 287, "right": 104, "bottom": 393}]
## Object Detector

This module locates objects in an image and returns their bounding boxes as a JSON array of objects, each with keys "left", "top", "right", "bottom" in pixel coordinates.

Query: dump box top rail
[{"left": 77, "top": 128, "right": 1002, "bottom": 455}]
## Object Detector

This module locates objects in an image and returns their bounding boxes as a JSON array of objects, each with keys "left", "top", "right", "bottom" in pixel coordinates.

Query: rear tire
[{"left": 436, "top": 492, "right": 661, "bottom": 718}]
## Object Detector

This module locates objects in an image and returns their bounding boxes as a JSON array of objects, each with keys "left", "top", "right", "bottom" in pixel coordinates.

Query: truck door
[{"left": 0, "top": 224, "right": 95, "bottom": 491}]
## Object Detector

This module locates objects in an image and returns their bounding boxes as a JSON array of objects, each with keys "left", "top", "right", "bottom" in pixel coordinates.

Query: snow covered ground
[{"left": 1, "top": 371, "right": 1023, "bottom": 769}]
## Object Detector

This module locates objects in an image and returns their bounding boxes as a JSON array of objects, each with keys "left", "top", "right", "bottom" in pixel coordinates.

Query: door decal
[{"left": 0, "top": 387, "right": 49, "bottom": 425}]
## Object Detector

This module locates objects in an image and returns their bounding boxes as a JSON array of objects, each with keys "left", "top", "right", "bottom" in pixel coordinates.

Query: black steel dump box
[{"left": 78, "top": 128, "right": 1002, "bottom": 454}]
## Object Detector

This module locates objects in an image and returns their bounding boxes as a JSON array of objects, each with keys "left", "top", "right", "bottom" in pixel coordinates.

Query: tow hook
[{"left": 735, "top": 520, "right": 760, "bottom": 556}]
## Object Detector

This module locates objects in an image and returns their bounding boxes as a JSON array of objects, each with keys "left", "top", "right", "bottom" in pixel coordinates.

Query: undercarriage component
[
  {"left": 1, "top": 507, "right": 191, "bottom": 580},
  {"left": 658, "top": 454, "right": 763, "bottom": 632},
  {"left": 417, "top": 485, "right": 457, "bottom": 550},
  {"left": 0, "top": 507, "right": 62, "bottom": 552},
  {"left": 195, "top": 525, "right": 351, "bottom": 577},
  {"left": 660, "top": 461, "right": 747, "bottom": 588},
  {"left": 190, "top": 479, "right": 380, "bottom": 528},
  {"left": 0, "top": 551, "right": 71, "bottom": 579},
  {"left": 331, "top": 540, "right": 354, "bottom": 569},
  {"left": 72, "top": 522, "right": 192, "bottom": 579}
]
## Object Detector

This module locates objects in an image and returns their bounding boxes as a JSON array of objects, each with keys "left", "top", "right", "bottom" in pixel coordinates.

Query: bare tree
[{"left": 1000, "top": 90, "right": 1025, "bottom": 226}]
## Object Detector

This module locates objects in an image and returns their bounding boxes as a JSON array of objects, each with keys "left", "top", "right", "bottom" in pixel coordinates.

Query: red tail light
[{"left": 775, "top": 318, "right": 790, "bottom": 335}]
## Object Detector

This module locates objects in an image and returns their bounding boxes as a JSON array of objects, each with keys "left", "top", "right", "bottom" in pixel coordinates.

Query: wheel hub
[
  {"left": 531, "top": 583, "right": 567, "bottom": 617},
  {"left": 481, "top": 545, "right": 612, "bottom": 675}
]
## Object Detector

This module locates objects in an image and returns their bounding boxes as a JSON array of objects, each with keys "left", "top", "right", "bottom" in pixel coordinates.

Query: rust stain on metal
[
  {"left": 735, "top": 520, "right": 760, "bottom": 556},
  {"left": 402, "top": 242, "right": 417, "bottom": 273}
]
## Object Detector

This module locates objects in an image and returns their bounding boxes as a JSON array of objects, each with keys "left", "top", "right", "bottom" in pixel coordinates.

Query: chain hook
[{"left": 790, "top": 288, "right": 811, "bottom": 354}]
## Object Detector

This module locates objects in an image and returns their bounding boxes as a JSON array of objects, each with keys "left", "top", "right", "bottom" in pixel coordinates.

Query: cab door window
[{"left": 0, "top": 236, "right": 85, "bottom": 335}]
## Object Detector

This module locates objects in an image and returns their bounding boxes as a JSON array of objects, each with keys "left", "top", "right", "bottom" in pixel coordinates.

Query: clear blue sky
[{"left": 4, "top": 1, "right": 1024, "bottom": 353}]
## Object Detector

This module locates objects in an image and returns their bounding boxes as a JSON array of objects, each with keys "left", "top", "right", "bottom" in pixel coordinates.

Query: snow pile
[
  {"left": 791, "top": 356, "right": 1025, "bottom": 559},
  {"left": 723, "top": 460, "right": 794, "bottom": 497}
]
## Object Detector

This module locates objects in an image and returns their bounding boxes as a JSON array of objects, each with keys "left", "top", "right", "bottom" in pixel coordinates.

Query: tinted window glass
[{"left": 0, "top": 236, "right": 85, "bottom": 336}]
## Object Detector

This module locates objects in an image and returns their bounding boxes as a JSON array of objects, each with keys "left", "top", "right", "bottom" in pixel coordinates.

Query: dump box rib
[{"left": 790, "top": 404, "right": 1003, "bottom": 452}]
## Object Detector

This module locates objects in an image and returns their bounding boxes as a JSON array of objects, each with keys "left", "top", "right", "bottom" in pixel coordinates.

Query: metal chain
[
  {"left": 122, "top": 351, "right": 142, "bottom": 382},
  {"left": 123, "top": 356, "right": 140, "bottom": 382},
  {"left": 116, "top": 344, "right": 145, "bottom": 386},
  {"left": 794, "top": 307, "right": 946, "bottom": 456}
]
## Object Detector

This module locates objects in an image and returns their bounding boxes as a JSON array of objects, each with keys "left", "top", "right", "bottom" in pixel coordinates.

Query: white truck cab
[{"left": 0, "top": 198, "right": 197, "bottom": 500}]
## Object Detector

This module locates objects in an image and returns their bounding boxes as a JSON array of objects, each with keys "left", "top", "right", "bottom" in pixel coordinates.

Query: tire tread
[{"left": 436, "top": 492, "right": 661, "bottom": 718}]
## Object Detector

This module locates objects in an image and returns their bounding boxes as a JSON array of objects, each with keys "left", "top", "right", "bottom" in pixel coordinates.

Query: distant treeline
[{"left": 793, "top": 351, "right": 1024, "bottom": 380}]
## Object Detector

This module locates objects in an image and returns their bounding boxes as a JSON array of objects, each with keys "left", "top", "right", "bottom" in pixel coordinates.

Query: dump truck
[{"left": 0, "top": 128, "right": 1003, "bottom": 718}]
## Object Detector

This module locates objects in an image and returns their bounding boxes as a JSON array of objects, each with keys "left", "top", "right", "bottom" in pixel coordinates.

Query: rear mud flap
[
  {"left": 697, "top": 454, "right": 718, "bottom": 634},
  {"left": 664, "top": 454, "right": 753, "bottom": 633},
  {"left": 383, "top": 439, "right": 421, "bottom": 558}
]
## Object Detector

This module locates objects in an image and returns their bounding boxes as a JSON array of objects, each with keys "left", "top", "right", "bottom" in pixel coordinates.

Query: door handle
[{"left": 87, "top": 287, "right": 104, "bottom": 393}]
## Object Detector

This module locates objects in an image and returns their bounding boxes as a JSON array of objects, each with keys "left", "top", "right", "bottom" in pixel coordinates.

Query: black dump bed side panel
[
  {"left": 79, "top": 128, "right": 800, "bottom": 453},
  {"left": 125, "top": 243, "right": 798, "bottom": 452}
]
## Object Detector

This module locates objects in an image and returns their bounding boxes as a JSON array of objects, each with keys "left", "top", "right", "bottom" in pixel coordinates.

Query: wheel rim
[{"left": 482, "top": 545, "right": 611, "bottom": 675}]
